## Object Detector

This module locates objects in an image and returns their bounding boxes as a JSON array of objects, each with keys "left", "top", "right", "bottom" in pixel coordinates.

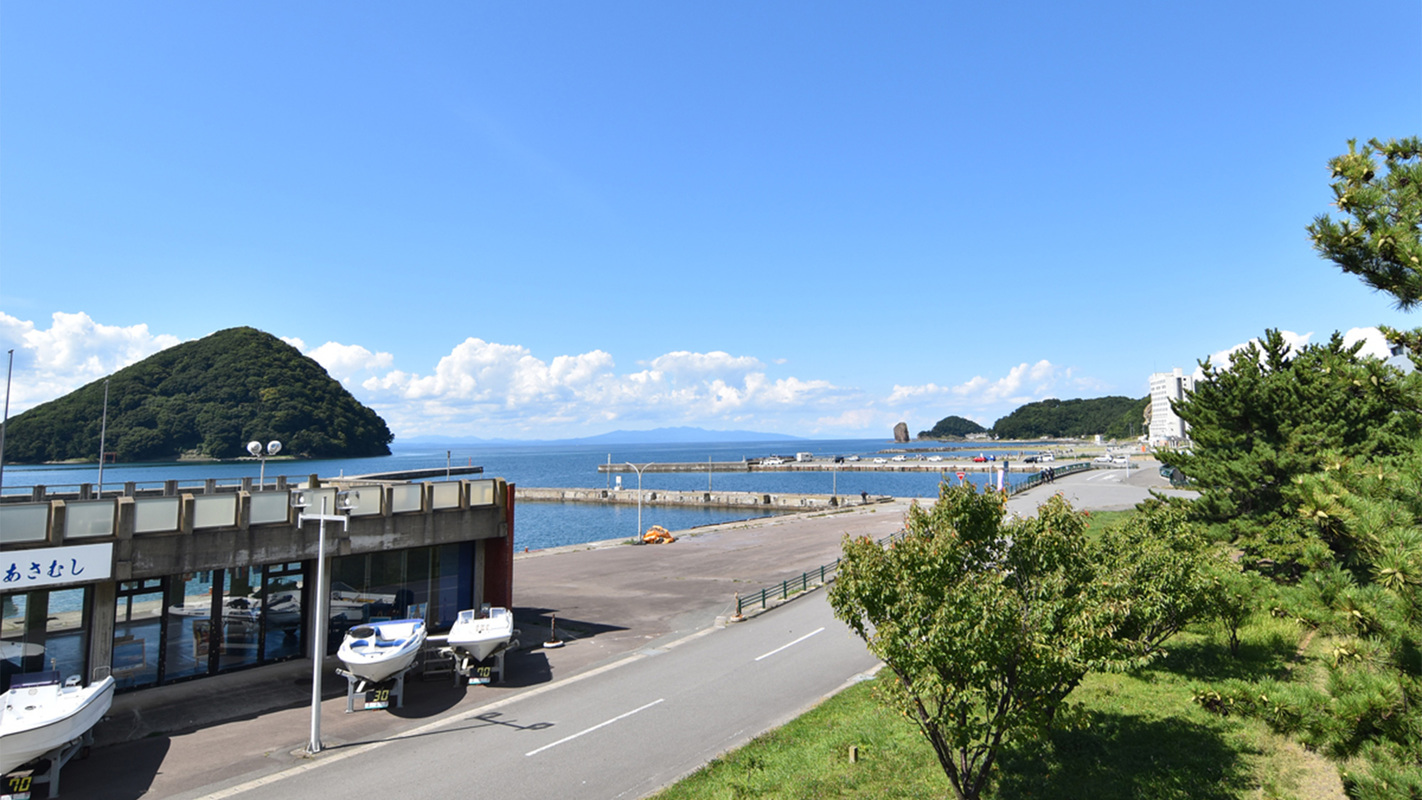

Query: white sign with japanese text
[{"left": 1, "top": 543, "right": 113, "bottom": 590}]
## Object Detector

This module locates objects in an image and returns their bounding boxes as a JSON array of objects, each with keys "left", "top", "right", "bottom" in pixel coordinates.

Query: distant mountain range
[{"left": 396, "top": 427, "right": 803, "bottom": 447}]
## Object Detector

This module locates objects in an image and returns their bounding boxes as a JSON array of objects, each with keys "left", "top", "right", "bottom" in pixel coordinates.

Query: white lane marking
[
  {"left": 205, "top": 628, "right": 719, "bottom": 798},
  {"left": 755, "top": 627, "right": 825, "bottom": 662},
  {"left": 525, "top": 698, "right": 665, "bottom": 757}
]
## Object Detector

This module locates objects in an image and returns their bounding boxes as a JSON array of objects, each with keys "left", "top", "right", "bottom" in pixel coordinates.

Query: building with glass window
[
  {"left": 1, "top": 475, "right": 514, "bottom": 696},
  {"left": 1148, "top": 368, "right": 1194, "bottom": 446}
]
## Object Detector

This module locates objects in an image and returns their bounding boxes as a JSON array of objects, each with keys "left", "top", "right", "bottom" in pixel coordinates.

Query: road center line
[
  {"left": 525, "top": 698, "right": 665, "bottom": 757},
  {"left": 755, "top": 627, "right": 825, "bottom": 662}
]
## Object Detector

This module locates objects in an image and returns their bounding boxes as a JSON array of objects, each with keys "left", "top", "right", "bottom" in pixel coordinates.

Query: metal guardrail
[
  {"left": 1005, "top": 460, "right": 1094, "bottom": 495},
  {"left": 731, "top": 460, "right": 1108, "bottom": 616},
  {"left": 733, "top": 526, "right": 909, "bottom": 617}
]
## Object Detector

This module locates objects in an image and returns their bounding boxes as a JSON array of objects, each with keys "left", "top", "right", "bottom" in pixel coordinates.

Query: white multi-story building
[{"left": 1149, "top": 368, "right": 1194, "bottom": 444}]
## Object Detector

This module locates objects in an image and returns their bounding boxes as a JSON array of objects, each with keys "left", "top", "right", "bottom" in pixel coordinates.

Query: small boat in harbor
[
  {"left": 446, "top": 607, "right": 516, "bottom": 664},
  {"left": 336, "top": 619, "right": 426, "bottom": 684},
  {"left": 0, "top": 671, "right": 116, "bottom": 775}
]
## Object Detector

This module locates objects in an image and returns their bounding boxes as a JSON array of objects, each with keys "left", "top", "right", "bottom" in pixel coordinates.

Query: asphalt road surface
[{"left": 192, "top": 595, "right": 878, "bottom": 800}]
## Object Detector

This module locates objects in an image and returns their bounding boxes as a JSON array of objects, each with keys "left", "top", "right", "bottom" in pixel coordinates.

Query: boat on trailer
[
  {"left": 1, "top": 671, "right": 116, "bottom": 775},
  {"left": 445, "top": 606, "right": 516, "bottom": 666},
  {"left": 336, "top": 619, "right": 426, "bottom": 685}
]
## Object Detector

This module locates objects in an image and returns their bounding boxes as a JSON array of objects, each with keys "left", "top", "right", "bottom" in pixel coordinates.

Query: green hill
[
  {"left": 917, "top": 415, "right": 988, "bottom": 439},
  {"left": 991, "top": 396, "right": 1147, "bottom": 440},
  {"left": 4, "top": 327, "right": 394, "bottom": 463}
]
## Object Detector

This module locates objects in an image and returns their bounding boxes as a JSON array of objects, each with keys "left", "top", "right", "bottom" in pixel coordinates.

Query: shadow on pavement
[
  {"left": 54, "top": 735, "right": 170, "bottom": 800},
  {"left": 515, "top": 606, "right": 629, "bottom": 645}
]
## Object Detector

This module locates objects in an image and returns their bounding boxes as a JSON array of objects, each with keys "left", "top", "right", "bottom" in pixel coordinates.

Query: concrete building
[
  {"left": 1, "top": 474, "right": 513, "bottom": 696},
  {"left": 1149, "top": 368, "right": 1194, "bottom": 445}
]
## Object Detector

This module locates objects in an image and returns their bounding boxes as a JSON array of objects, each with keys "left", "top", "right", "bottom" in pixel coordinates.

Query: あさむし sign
[{"left": 1, "top": 543, "right": 113, "bottom": 590}]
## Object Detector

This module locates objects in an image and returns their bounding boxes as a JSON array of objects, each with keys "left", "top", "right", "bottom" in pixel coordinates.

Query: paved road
[{"left": 194, "top": 595, "right": 877, "bottom": 800}]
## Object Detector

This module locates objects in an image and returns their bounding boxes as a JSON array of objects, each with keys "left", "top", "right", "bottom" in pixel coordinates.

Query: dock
[
  {"left": 596, "top": 460, "right": 1067, "bottom": 474},
  {"left": 342, "top": 465, "right": 485, "bottom": 481},
  {"left": 517, "top": 486, "right": 896, "bottom": 510}
]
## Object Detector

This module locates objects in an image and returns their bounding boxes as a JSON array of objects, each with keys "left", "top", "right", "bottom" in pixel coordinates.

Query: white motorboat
[
  {"left": 446, "top": 607, "right": 515, "bottom": 663},
  {"left": 336, "top": 619, "right": 426, "bottom": 684},
  {"left": 0, "top": 671, "right": 116, "bottom": 775},
  {"left": 168, "top": 595, "right": 261, "bottom": 621}
]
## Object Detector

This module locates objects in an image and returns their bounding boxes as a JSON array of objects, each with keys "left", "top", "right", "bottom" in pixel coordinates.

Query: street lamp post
[
  {"left": 293, "top": 487, "right": 358, "bottom": 755},
  {"left": 248, "top": 440, "right": 282, "bottom": 491},
  {"left": 97, "top": 379, "right": 109, "bottom": 497},
  {"left": 625, "top": 462, "right": 654, "bottom": 542},
  {"left": 0, "top": 348, "right": 11, "bottom": 494}
]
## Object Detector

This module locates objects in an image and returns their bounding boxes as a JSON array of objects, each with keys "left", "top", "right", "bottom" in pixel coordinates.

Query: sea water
[{"left": 2, "top": 438, "right": 1035, "bottom": 552}]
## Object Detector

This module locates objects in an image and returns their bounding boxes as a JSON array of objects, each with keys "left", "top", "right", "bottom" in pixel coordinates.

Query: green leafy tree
[
  {"left": 829, "top": 485, "right": 1211, "bottom": 800},
  {"left": 1159, "top": 329, "right": 1421, "bottom": 574},
  {"left": 1200, "top": 442, "right": 1422, "bottom": 797},
  {"left": 1308, "top": 137, "right": 1422, "bottom": 309}
]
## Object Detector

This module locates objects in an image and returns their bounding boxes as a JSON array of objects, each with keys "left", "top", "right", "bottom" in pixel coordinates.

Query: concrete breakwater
[
  {"left": 596, "top": 460, "right": 1065, "bottom": 474},
  {"left": 516, "top": 486, "right": 893, "bottom": 511}
]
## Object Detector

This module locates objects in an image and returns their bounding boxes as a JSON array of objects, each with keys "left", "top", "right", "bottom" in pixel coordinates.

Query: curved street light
[
  {"left": 293, "top": 487, "right": 359, "bottom": 754},
  {"left": 248, "top": 439, "right": 282, "bottom": 491},
  {"left": 625, "top": 462, "right": 654, "bottom": 543}
]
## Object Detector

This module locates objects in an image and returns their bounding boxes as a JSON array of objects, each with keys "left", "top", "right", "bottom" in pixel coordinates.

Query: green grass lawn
[{"left": 653, "top": 615, "right": 1343, "bottom": 800}]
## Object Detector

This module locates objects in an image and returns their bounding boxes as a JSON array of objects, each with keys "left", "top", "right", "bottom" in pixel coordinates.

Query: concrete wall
[{"left": 517, "top": 486, "right": 891, "bottom": 510}]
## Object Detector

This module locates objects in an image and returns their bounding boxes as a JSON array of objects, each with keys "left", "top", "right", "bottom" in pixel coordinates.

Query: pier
[
  {"left": 596, "top": 459, "right": 1074, "bottom": 474},
  {"left": 517, "top": 486, "right": 895, "bottom": 510}
]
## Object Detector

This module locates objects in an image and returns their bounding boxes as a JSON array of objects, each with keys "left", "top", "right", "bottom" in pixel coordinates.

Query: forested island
[
  {"left": 918, "top": 395, "right": 1149, "bottom": 441},
  {"left": 3, "top": 327, "right": 394, "bottom": 463}
]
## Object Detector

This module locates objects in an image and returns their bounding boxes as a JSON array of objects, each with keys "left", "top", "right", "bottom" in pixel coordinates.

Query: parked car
[
  {"left": 1111, "top": 455, "right": 1129, "bottom": 465},
  {"left": 873, "top": 457, "right": 888, "bottom": 464},
  {"left": 1093, "top": 454, "right": 1114, "bottom": 463},
  {"left": 761, "top": 457, "right": 784, "bottom": 466},
  {"left": 845, "top": 455, "right": 861, "bottom": 462},
  {"left": 1022, "top": 454, "right": 1039, "bottom": 463},
  {"left": 1039, "top": 453, "right": 1055, "bottom": 462},
  {"left": 972, "top": 455, "right": 988, "bottom": 463},
  {"left": 927, "top": 455, "right": 943, "bottom": 462},
  {"left": 891, "top": 455, "right": 907, "bottom": 462}
]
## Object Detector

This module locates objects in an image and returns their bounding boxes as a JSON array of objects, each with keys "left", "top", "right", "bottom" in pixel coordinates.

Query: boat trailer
[
  {"left": 2, "top": 728, "right": 96, "bottom": 800},
  {"left": 424, "top": 631, "right": 520, "bottom": 687},
  {"left": 334, "top": 667, "right": 411, "bottom": 713},
  {"left": 445, "top": 636, "right": 519, "bottom": 686}
]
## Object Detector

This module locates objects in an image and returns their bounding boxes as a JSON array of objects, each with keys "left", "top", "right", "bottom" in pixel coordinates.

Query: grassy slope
[{"left": 654, "top": 588, "right": 1345, "bottom": 800}]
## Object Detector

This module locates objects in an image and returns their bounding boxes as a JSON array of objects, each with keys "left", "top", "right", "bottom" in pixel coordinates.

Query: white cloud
[
  {"left": 884, "top": 360, "right": 1117, "bottom": 432},
  {"left": 0, "top": 312, "right": 181, "bottom": 412},
  {"left": 1342, "top": 327, "right": 1393, "bottom": 360},
  {"left": 889, "top": 360, "right": 1068, "bottom": 410},
  {"left": 358, "top": 337, "right": 852, "bottom": 437},
  {"left": 1194, "top": 328, "right": 1394, "bottom": 380},
  {"left": 302, "top": 341, "right": 395, "bottom": 384}
]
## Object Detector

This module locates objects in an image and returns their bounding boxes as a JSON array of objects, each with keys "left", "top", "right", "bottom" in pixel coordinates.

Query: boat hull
[
  {"left": 0, "top": 675, "right": 115, "bottom": 775},
  {"left": 336, "top": 620, "right": 426, "bottom": 684},
  {"left": 446, "top": 608, "right": 514, "bottom": 663}
]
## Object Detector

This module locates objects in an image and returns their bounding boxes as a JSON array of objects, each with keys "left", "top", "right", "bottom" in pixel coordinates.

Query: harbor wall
[{"left": 516, "top": 486, "right": 892, "bottom": 511}]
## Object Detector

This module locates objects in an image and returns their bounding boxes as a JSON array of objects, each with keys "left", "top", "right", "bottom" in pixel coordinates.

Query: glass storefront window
[
  {"left": 164, "top": 573, "right": 213, "bottom": 683},
  {"left": 326, "top": 544, "right": 476, "bottom": 638},
  {"left": 114, "top": 580, "right": 163, "bottom": 690},
  {"left": 0, "top": 588, "right": 90, "bottom": 691},
  {"left": 261, "top": 563, "right": 303, "bottom": 663},
  {"left": 216, "top": 568, "right": 261, "bottom": 674}
]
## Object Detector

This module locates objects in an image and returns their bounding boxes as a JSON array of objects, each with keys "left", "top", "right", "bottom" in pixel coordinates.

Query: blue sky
[{"left": 2, "top": 1, "right": 1419, "bottom": 440}]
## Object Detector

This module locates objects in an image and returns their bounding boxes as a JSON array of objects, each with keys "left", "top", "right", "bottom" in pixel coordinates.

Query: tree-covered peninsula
[
  {"left": 4, "top": 327, "right": 394, "bottom": 463},
  {"left": 918, "top": 395, "right": 1148, "bottom": 441}
]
